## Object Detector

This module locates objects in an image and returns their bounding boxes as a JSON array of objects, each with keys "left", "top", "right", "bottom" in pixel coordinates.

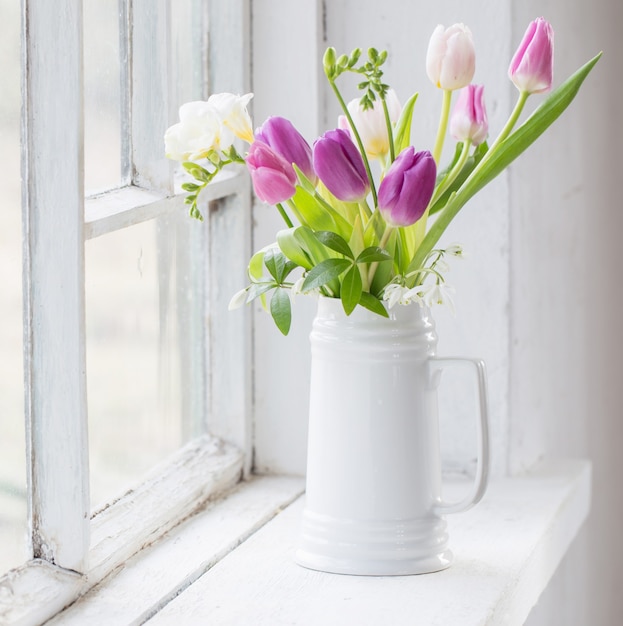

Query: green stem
[
  {"left": 381, "top": 97, "right": 396, "bottom": 163},
  {"left": 329, "top": 79, "right": 378, "bottom": 207},
  {"left": 367, "top": 225, "right": 393, "bottom": 287},
  {"left": 432, "top": 89, "right": 453, "bottom": 165},
  {"left": 481, "top": 90, "right": 530, "bottom": 166},
  {"left": 430, "top": 139, "right": 472, "bottom": 205},
  {"left": 275, "top": 202, "right": 294, "bottom": 228}
]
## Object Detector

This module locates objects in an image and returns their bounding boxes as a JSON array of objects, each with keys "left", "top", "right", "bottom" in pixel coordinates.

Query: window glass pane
[
  {"left": 0, "top": 0, "right": 27, "bottom": 573},
  {"left": 85, "top": 214, "right": 205, "bottom": 509},
  {"left": 84, "top": 0, "right": 122, "bottom": 194}
]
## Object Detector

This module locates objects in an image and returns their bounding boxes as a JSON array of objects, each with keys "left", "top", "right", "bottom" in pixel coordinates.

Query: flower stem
[
  {"left": 430, "top": 139, "right": 472, "bottom": 205},
  {"left": 275, "top": 202, "right": 294, "bottom": 228},
  {"left": 381, "top": 97, "right": 396, "bottom": 163},
  {"left": 329, "top": 79, "right": 378, "bottom": 207},
  {"left": 432, "top": 89, "right": 453, "bottom": 165},
  {"left": 367, "top": 225, "right": 393, "bottom": 287}
]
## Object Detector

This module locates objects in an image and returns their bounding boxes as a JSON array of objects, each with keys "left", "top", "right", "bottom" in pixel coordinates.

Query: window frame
[{"left": 1, "top": 0, "right": 252, "bottom": 621}]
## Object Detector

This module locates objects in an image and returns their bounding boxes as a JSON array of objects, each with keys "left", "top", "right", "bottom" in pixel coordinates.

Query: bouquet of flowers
[{"left": 165, "top": 18, "right": 600, "bottom": 335}]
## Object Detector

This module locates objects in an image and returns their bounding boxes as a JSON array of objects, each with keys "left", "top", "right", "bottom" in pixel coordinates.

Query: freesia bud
[
  {"left": 377, "top": 148, "right": 436, "bottom": 227},
  {"left": 426, "top": 24, "right": 476, "bottom": 91},
  {"left": 450, "top": 84, "right": 488, "bottom": 145},
  {"left": 255, "top": 116, "right": 317, "bottom": 184},
  {"left": 312, "top": 129, "right": 370, "bottom": 202},
  {"left": 246, "top": 141, "right": 297, "bottom": 204},
  {"left": 508, "top": 17, "right": 554, "bottom": 94},
  {"left": 342, "top": 89, "right": 402, "bottom": 160},
  {"left": 207, "top": 92, "right": 254, "bottom": 143}
]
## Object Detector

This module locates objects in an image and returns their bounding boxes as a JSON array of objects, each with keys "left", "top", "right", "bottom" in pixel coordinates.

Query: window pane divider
[{"left": 84, "top": 169, "right": 246, "bottom": 239}]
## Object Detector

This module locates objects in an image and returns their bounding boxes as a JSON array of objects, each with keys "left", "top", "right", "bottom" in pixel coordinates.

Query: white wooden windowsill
[{"left": 50, "top": 459, "right": 589, "bottom": 626}]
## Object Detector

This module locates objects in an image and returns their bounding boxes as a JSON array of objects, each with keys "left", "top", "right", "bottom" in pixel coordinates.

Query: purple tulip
[
  {"left": 509, "top": 17, "right": 554, "bottom": 94},
  {"left": 377, "top": 148, "right": 436, "bottom": 227},
  {"left": 246, "top": 141, "right": 297, "bottom": 204},
  {"left": 312, "top": 129, "right": 370, "bottom": 202},
  {"left": 255, "top": 116, "right": 317, "bottom": 184},
  {"left": 450, "top": 84, "right": 488, "bottom": 145}
]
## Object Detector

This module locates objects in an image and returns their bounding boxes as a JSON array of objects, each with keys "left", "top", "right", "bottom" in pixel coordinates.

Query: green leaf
[
  {"left": 291, "top": 186, "right": 353, "bottom": 240},
  {"left": 358, "top": 291, "right": 389, "bottom": 318},
  {"left": 393, "top": 92, "right": 418, "bottom": 154},
  {"left": 246, "top": 281, "right": 277, "bottom": 302},
  {"left": 341, "top": 266, "right": 363, "bottom": 315},
  {"left": 249, "top": 247, "right": 268, "bottom": 281},
  {"left": 294, "top": 226, "right": 333, "bottom": 265},
  {"left": 181, "top": 182, "right": 201, "bottom": 192},
  {"left": 301, "top": 258, "right": 352, "bottom": 292},
  {"left": 270, "top": 288, "right": 292, "bottom": 336},
  {"left": 277, "top": 228, "right": 313, "bottom": 270},
  {"left": 264, "top": 248, "right": 289, "bottom": 283},
  {"left": 355, "top": 246, "right": 392, "bottom": 264},
  {"left": 429, "top": 142, "right": 488, "bottom": 216},
  {"left": 315, "top": 231, "right": 354, "bottom": 259}
]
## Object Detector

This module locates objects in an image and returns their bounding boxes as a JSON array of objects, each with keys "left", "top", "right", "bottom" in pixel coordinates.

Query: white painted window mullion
[
  {"left": 204, "top": 0, "right": 253, "bottom": 470},
  {"left": 131, "top": 0, "right": 172, "bottom": 194},
  {"left": 22, "top": 0, "right": 89, "bottom": 572}
]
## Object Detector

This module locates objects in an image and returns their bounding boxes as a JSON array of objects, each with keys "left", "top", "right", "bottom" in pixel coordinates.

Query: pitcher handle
[{"left": 428, "top": 357, "right": 490, "bottom": 515}]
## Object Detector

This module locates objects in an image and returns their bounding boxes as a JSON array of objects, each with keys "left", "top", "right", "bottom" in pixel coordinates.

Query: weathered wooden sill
[{"left": 49, "top": 459, "right": 590, "bottom": 626}]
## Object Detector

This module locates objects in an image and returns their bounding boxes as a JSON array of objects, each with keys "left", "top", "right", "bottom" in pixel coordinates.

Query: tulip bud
[
  {"left": 246, "top": 141, "right": 297, "bottom": 204},
  {"left": 426, "top": 24, "right": 476, "bottom": 91},
  {"left": 377, "top": 148, "right": 436, "bottom": 227},
  {"left": 508, "top": 17, "right": 554, "bottom": 94},
  {"left": 341, "top": 89, "right": 402, "bottom": 160},
  {"left": 255, "top": 116, "right": 317, "bottom": 184},
  {"left": 450, "top": 84, "right": 488, "bottom": 145},
  {"left": 312, "top": 129, "right": 370, "bottom": 202}
]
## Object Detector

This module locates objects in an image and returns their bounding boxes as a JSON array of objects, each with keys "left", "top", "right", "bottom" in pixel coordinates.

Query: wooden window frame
[{"left": 0, "top": 1, "right": 252, "bottom": 623}]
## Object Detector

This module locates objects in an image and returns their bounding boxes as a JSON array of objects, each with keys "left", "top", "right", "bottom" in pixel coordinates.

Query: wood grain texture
[
  {"left": 22, "top": 0, "right": 90, "bottom": 572},
  {"left": 145, "top": 461, "right": 590, "bottom": 626}
]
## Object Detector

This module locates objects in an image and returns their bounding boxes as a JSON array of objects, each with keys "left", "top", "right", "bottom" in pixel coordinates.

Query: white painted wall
[{"left": 251, "top": 1, "right": 623, "bottom": 622}]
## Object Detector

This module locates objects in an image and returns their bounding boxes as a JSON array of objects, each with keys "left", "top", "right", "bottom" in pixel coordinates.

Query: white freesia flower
[
  {"left": 339, "top": 89, "right": 402, "bottom": 160},
  {"left": 208, "top": 92, "right": 254, "bottom": 144},
  {"left": 165, "top": 101, "right": 222, "bottom": 162}
]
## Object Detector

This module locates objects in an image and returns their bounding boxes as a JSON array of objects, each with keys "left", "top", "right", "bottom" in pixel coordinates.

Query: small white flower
[
  {"left": 382, "top": 282, "right": 425, "bottom": 308},
  {"left": 291, "top": 276, "right": 307, "bottom": 296},
  {"left": 228, "top": 287, "right": 249, "bottom": 311},
  {"left": 444, "top": 243, "right": 465, "bottom": 258},
  {"left": 422, "top": 282, "right": 456, "bottom": 315}
]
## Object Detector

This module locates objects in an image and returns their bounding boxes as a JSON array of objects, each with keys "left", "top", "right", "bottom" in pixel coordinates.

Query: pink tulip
[
  {"left": 377, "top": 148, "right": 436, "bottom": 227},
  {"left": 255, "top": 116, "right": 317, "bottom": 184},
  {"left": 450, "top": 84, "right": 488, "bottom": 145},
  {"left": 246, "top": 141, "right": 297, "bottom": 204},
  {"left": 509, "top": 17, "right": 554, "bottom": 94},
  {"left": 426, "top": 24, "right": 476, "bottom": 91}
]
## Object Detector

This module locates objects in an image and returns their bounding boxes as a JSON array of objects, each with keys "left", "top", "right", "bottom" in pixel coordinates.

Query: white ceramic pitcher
[{"left": 296, "top": 297, "right": 490, "bottom": 576}]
